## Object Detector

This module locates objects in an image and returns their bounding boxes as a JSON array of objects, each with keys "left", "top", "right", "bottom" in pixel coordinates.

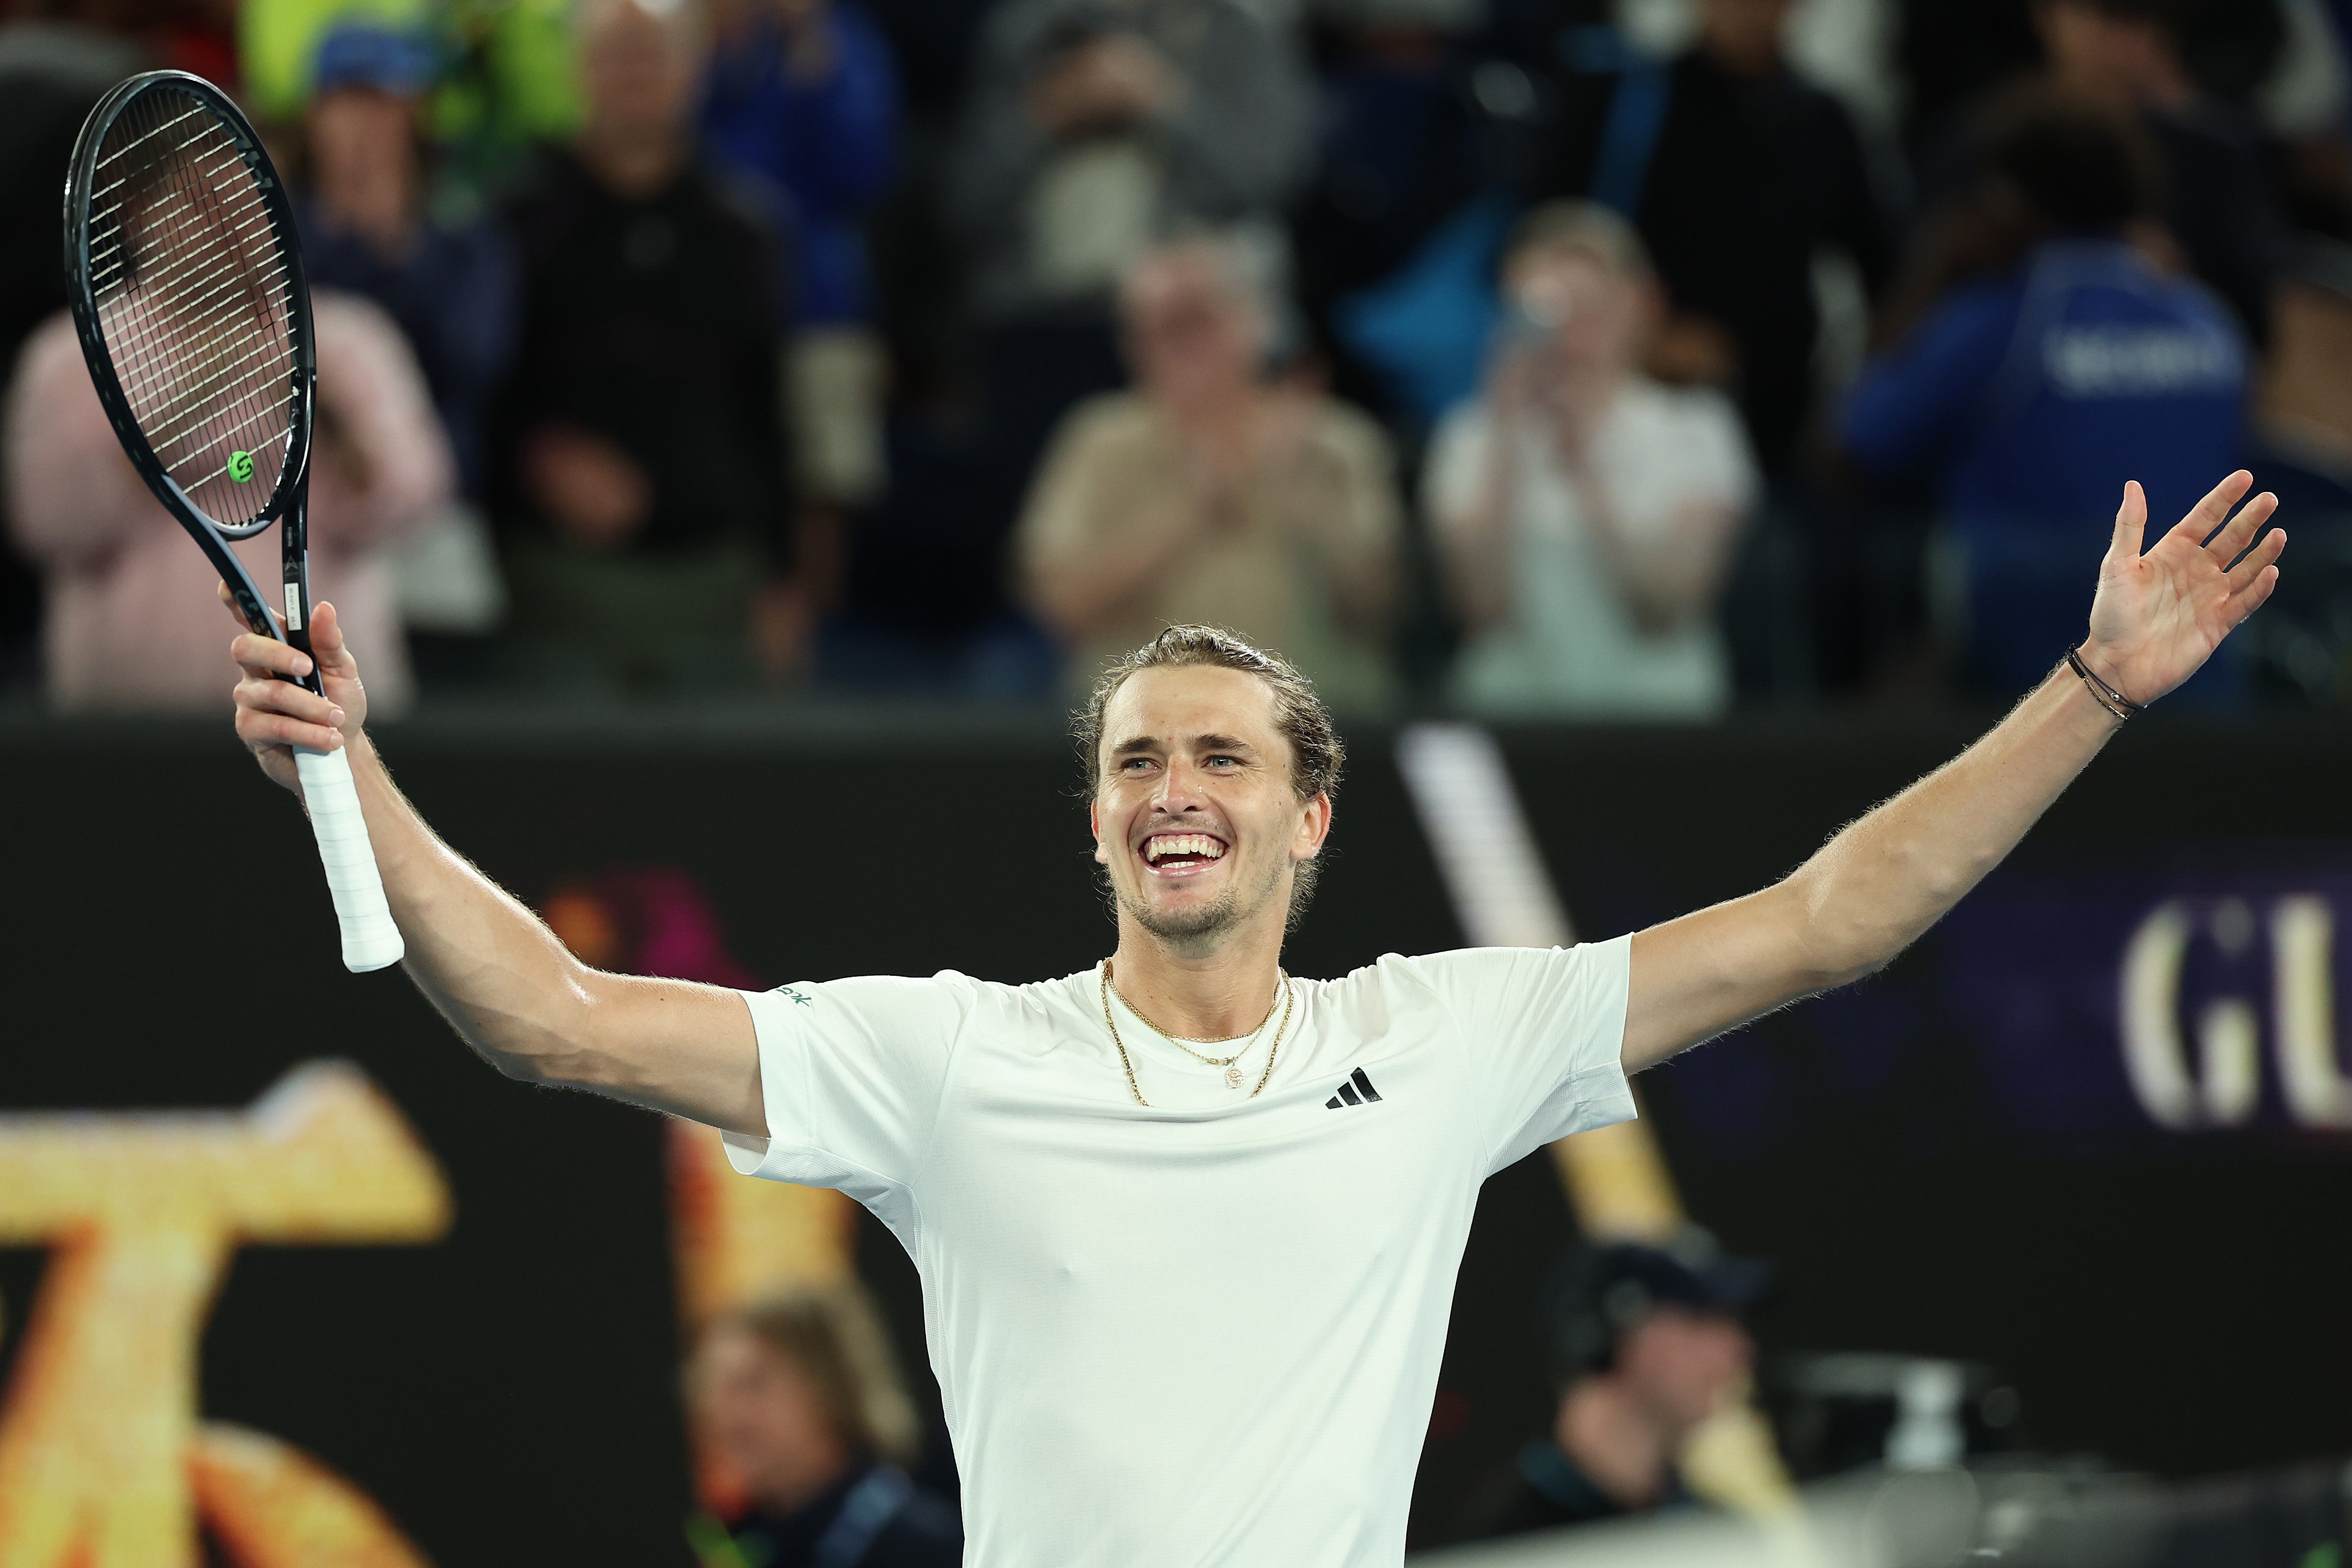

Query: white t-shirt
[
  {"left": 1426, "top": 380, "right": 1757, "bottom": 719},
  {"left": 721, "top": 939, "right": 1636, "bottom": 1568}
]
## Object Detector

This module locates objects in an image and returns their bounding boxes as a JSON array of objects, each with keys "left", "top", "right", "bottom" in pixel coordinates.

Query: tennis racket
[{"left": 62, "top": 71, "right": 404, "bottom": 973}]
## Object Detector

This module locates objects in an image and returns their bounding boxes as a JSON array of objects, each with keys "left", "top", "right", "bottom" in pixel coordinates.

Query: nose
[{"left": 1151, "top": 755, "right": 1209, "bottom": 815}]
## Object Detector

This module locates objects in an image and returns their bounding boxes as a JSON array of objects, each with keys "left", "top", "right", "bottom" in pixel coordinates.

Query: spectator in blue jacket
[
  {"left": 703, "top": 0, "right": 897, "bottom": 333},
  {"left": 703, "top": 0, "right": 900, "bottom": 571},
  {"left": 1842, "top": 89, "right": 2251, "bottom": 701}
]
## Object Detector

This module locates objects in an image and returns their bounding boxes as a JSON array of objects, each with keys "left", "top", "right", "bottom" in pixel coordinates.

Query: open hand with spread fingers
[{"left": 2080, "top": 470, "right": 2285, "bottom": 707}]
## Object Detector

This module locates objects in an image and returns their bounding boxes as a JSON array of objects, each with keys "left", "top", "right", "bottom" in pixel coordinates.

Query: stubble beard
[{"left": 1119, "top": 847, "right": 1287, "bottom": 953}]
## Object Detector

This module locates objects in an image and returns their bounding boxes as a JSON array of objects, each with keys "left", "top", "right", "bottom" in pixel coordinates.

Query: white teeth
[{"left": 1144, "top": 834, "right": 1226, "bottom": 864}]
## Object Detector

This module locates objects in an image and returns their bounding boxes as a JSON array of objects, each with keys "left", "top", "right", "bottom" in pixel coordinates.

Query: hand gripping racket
[{"left": 62, "top": 71, "right": 404, "bottom": 972}]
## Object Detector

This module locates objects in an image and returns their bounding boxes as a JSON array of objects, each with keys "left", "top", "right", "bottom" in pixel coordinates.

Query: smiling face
[
  {"left": 1122, "top": 246, "right": 1266, "bottom": 415},
  {"left": 1504, "top": 244, "right": 1650, "bottom": 383},
  {"left": 1090, "top": 665, "right": 1331, "bottom": 951},
  {"left": 690, "top": 1325, "right": 850, "bottom": 1513}
]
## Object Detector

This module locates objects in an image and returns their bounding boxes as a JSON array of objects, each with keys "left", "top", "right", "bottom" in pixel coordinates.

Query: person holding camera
[{"left": 1427, "top": 202, "right": 1756, "bottom": 719}]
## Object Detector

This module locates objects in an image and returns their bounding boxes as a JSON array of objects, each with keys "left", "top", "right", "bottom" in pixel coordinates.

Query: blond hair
[
  {"left": 1075, "top": 625, "right": 1343, "bottom": 927},
  {"left": 701, "top": 1282, "right": 921, "bottom": 1465},
  {"left": 1503, "top": 200, "right": 1654, "bottom": 281}
]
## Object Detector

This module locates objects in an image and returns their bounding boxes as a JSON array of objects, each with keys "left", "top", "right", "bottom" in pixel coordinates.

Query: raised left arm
[{"left": 1621, "top": 472, "right": 2285, "bottom": 1073}]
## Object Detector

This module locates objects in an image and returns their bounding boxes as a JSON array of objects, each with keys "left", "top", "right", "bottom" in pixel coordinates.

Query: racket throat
[
  {"left": 284, "top": 529, "right": 312, "bottom": 639},
  {"left": 283, "top": 533, "right": 320, "bottom": 695}
]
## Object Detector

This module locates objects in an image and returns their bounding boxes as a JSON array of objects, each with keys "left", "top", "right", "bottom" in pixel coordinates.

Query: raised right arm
[{"left": 228, "top": 597, "right": 764, "bottom": 1136}]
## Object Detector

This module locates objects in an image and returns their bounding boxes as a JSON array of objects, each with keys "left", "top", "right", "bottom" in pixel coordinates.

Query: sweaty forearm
[
  {"left": 344, "top": 736, "right": 762, "bottom": 1131},
  {"left": 228, "top": 606, "right": 763, "bottom": 1131},
  {"left": 1787, "top": 665, "right": 2119, "bottom": 982},
  {"left": 1630, "top": 474, "right": 2281, "bottom": 1072},
  {"left": 343, "top": 734, "right": 608, "bottom": 1083},
  {"left": 1623, "top": 668, "right": 2118, "bottom": 1070}
]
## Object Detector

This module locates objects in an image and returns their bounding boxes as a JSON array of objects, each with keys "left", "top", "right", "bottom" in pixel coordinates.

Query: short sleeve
[
  {"left": 1417, "top": 938, "right": 1636, "bottom": 1173},
  {"left": 722, "top": 973, "right": 972, "bottom": 1214}
]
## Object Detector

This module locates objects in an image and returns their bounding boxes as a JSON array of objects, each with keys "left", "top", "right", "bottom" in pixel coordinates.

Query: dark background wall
[{"left": 1, "top": 711, "right": 2347, "bottom": 1563}]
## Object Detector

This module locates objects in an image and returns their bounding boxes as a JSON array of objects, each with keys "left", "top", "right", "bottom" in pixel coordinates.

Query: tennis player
[{"left": 227, "top": 473, "right": 2279, "bottom": 1566}]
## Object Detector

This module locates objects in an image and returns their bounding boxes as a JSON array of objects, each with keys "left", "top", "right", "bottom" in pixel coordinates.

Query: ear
[
  {"left": 1290, "top": 792, "right": 1333, "bottom": 863},
  {"left": 1090, "top": 795, "right": 1109, "bottom": 865}
]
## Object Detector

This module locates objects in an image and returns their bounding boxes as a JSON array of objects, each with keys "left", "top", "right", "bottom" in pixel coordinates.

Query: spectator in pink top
[{"left": 4, "top": 291, "right": 449, "bottom": 712}]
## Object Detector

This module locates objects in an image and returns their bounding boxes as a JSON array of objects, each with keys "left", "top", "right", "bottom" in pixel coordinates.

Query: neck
[
  {"left": 321, "top": 184, "right": 411, "bottom": 249},
  {"left": 1158, "top": 377, "right": 1262, "bottom": 442},
  {"left": 1108, "top": 914, "right": 1286, "bottom": 1040},
  {"left": 750, "top": 1447, "right": 855, "bottom": 1518},
  {"left": 576, "top": 125, "right": 687, "bottom": 199},
  {"left": 1555, "top": 1377, "right": 1676, "bottom": 1510},
  {"left": 1700, "top": 33, "right": 1780, "bottom": 78},
  {"left": 1546, "top": 368, "right": 1627, "bottom": 428}
]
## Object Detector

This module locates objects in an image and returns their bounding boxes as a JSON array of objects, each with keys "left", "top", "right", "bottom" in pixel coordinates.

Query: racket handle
[{"left": 293, "top": 745, "right": 405, "bottom": 973}]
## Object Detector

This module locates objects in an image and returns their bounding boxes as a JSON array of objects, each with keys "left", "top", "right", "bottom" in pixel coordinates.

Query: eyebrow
[{"left": 1107, "top": 733, "right": 1260, "bottom": 761}]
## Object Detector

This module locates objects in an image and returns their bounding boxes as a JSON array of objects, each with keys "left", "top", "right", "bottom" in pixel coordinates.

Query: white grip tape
[{"left": 294, "top": 745, "right": 405, "bottom": 972}]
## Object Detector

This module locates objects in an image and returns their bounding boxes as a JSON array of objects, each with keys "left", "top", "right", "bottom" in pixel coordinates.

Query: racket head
[{"left": 62, "top": 71, "right": 314, "bottom": 545}]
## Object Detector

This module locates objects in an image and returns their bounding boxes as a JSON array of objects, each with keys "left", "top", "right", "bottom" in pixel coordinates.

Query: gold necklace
[
  {"left": 1101, "top": 966, "right": 1293, "bottom": 1106},
  {"left": 1106, "top": 967, "right": 1282, "bottom": 1066}
]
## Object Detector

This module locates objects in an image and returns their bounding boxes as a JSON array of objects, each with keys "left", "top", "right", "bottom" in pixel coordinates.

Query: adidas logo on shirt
[{"left": 1325, "top": 1069, "right": 1384, "bottom": 1109}]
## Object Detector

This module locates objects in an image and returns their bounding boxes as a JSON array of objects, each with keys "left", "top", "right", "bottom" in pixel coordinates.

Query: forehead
[
  {"left": 583, "top": 0, "right": 696, "bottom": 52},
  {"left": 699, "top": 1324, "right": 797, "bottom": 1378},
  {"left": 1101, "top": 665, "right": 1285, "bottom": 754},
  {"left": 1127, "top": 255, "right": 1232, "bottom": 317},
  {"left": 1506, "top": 244, "right": 1615, "bottom": 293}
]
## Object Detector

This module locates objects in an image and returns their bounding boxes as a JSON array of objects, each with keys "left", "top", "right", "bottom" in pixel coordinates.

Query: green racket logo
[{"left": 227, "top": 450, "right": 255, "bottom": 483}]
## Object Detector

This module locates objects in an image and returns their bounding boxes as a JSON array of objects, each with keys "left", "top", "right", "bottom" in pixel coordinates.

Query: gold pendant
[{"left": 1224, "top": 1066, "right": 1244, "bottom": 1090}]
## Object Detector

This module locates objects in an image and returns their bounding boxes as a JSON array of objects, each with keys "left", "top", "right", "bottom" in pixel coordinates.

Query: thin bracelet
[{"left": 2064, "top": 645, "right": 2144, "bottom": 722}]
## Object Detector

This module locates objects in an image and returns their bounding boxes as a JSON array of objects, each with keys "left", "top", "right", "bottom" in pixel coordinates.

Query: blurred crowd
[{"left": 6, "top": 0, "right": 2352, "bottom": 715}]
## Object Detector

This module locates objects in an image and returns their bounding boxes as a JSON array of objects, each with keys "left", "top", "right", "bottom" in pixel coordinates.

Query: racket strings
[
  {"left": 92, "top": 101, "right": 208, "bottom": 169},
  {"left": 111, "top": 249, "right": 290, "bottom": 411},
  {"left": 114, "top": 217, "right": 281, "bottom": 348},
  {"left": 111, "top": 259, "right": 289, "bottom": 437},
  {"left": 100, "top": 196, "right": 277, "bottom": 320},
  {"left": 117, "top": 122, "right": 292, "bottom": 495},
  {"left": 98, "top": 113, "right": 292, "bottom": 508},
  {"left": 131, "top": 296, "right": 294, "bottom": 454},
  {"left": 87, "top": 86, "right": 298, "bottom": 528}
]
